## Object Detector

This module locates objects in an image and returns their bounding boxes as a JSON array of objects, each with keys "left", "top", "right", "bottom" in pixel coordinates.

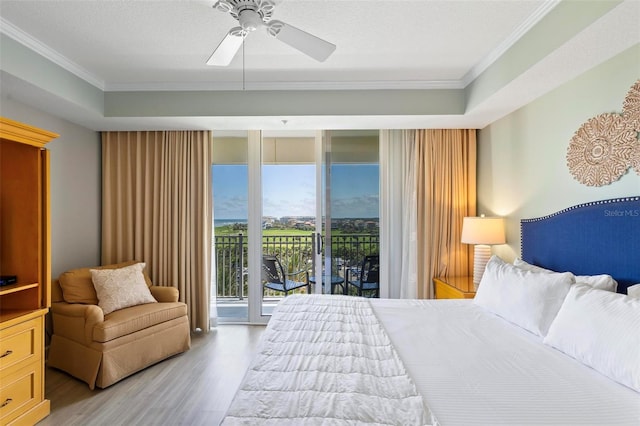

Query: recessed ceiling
[
  {"left": 0, "top": 0, "right": 547, "bottom": 89},
  {"left": 0, "top": 0, "right": 638, "bottom": 130}
]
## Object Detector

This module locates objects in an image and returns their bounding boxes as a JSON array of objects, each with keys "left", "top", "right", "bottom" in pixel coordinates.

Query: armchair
[{"left": 47, "top": 261, "right": 190, "bottom": 389}]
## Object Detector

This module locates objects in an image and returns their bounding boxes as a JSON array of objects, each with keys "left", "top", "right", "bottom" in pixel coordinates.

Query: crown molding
[
  {"left": 0, "top": 17, "right": 105, "bottom": 90},
  {"left": 462, "top": 0, "right": 561, "bottom": 87}
]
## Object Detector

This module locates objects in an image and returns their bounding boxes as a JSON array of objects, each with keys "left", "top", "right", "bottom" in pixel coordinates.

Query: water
[{"left": 214, "top": 219, "right": 247, "bottom": 228}]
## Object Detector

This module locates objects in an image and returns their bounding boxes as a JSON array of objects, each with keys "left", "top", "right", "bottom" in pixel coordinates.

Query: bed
[{"left": 222, "top": 197, "right": 640, "bottom": 425}]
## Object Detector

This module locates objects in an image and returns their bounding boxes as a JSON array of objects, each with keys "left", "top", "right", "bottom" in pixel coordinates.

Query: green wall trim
[
  {"left": 466, "top": 0, "right": 623, "bottom": 112},
  {"left": 0, "top": 34, "right": 104, "bottom": 114},
  {"left": 104, "top": 89, "right": 465, "bottom": 117}
]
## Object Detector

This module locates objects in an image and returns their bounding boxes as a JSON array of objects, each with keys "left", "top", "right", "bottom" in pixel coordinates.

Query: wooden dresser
[
  {"left": 0, "top": 117, "right": 57, "bottom": 425},
  {"left": 433, "top": 276, "right": 476, "bottom": 299}
]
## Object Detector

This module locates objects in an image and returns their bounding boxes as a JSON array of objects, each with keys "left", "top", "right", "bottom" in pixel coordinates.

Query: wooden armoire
[{"left": 0, "top": 117, "right": 57, "bottom": 425}]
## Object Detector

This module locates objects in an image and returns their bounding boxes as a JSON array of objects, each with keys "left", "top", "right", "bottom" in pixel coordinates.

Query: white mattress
[{"left": 371, "top": 298, "right": 640, "bottom": 425}]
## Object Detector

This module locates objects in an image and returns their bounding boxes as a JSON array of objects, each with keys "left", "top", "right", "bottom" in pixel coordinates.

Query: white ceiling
[
  {"left": 0, "top": 0, "right": 639, "bottom": 131},
  {"left": 0, "top": 0, "right": 548, "bottom": 89}
]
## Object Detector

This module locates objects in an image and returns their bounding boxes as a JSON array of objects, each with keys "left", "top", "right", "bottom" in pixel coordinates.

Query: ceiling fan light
[{"left": 239, "top": 9, "right": 262, "bottom": 31}]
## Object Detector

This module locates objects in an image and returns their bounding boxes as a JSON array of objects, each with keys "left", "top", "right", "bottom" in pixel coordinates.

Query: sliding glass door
[
  {"left": 212, "top": 130, "right": 380, "bottom": 324},
  {"left": 212, "top": 131, "right": 250, "bottom": 322},
  {"left": 260, "top": 131, "right": 317, "bottom": 316},
  {"left": 319, "top": 131, "right": 380, "bottom": 298}
]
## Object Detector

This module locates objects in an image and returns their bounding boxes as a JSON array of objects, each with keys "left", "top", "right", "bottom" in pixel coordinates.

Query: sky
[{"left": 212, "top": 164, "right": 379, "bottom": 219}]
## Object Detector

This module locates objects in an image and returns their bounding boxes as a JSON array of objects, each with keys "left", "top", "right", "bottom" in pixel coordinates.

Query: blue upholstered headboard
[{"left": 521, "top": 197, "right": 640, "bottom": 294}]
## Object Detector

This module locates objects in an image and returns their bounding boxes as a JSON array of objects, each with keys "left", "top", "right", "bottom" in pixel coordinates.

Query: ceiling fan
[{"left": 207, "top": 0, "right": 336, "bottom": 66}]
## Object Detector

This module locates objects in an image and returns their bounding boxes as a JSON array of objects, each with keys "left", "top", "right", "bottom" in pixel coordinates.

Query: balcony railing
[{"left": 214, "top": 233, "right": 379, "bottom": 299}]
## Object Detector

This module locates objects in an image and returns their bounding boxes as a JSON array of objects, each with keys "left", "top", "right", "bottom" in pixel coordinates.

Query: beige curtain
[
  {"left": 101, "top": 131, "right": 213, "bottom": 331},
  {"left": 416, "top": 129, "right": 476, "bottom": 299}
]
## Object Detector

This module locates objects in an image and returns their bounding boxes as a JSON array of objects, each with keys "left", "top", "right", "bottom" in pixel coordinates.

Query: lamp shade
[
  {"left": 461, "top": 216, "right": 506, "bottom": 289},
  {"left": 461, "top": 217, "right": 506, "bottom": 245}
]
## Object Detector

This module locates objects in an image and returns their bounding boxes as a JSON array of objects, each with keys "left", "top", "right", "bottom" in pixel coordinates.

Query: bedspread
[{"left": 222, "top": 295, "right": 430, "bottom": 425}]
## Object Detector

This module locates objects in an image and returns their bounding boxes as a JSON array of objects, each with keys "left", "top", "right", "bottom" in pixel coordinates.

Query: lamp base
[{"left": 472, "top": 245, "right": 492, "bottom": 290}]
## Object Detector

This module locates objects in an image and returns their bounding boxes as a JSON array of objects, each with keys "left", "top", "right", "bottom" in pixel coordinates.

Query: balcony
[{"left": 214, "top": 233, "right": 379, "bottom": 301}]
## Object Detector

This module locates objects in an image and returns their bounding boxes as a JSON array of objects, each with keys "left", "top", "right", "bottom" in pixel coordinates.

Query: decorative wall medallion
[
  {"left": 566, "top": 113, "right": 635, "bottom": 186},
  {"left": 622, "top": 79, "right": 640, "bottom": 132},
  {"left": 632, "top": 141, "right": 640, "bottom": 176}
]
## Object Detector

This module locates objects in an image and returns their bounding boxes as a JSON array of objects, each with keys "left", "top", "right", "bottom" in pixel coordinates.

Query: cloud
[
  {"left": 331, "top": 194, "right": 379, "bottom": 218},
  {"left": 214, "top": 163, "right": 380, "bottom": 219},
  {"left": 216, "top": 195, "right": 248, "bottom": 218}
]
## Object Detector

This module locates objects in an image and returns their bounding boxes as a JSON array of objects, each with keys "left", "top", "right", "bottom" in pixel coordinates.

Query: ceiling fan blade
[
  {"left": 207, "top": 27, "right": 244, "bottom": 66},
  {"left": 267, "top": 20, "right": 335, "bottom": 62}
]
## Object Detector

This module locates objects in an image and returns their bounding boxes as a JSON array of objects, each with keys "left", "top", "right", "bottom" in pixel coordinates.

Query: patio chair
[
  {"left": 347, "top": 255, "right": 380, "bottom": 297},
  {"left": 262, "top": 254, "right": 310, "bottom": 296}
]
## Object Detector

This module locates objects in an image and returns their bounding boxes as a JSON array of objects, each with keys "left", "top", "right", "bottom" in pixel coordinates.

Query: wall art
[{"left": 567, "top": 79, "right": 640, "bottom": 186}]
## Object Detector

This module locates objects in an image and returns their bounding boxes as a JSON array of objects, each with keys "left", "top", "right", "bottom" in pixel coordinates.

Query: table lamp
[{"left": 461, "top": 216, "right": 506, "bottom": 289}]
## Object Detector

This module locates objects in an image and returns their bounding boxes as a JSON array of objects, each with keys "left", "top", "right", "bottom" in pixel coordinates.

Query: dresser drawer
[
  {"left": 0, "top": 361, "right": 42, "bottom": 425},
  {"left": 0, "top": 317, "right": 42, "bottom": 373}
]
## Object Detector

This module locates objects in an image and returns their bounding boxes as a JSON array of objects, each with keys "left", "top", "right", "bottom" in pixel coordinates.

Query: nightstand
[{"left": 433, "top": 276, "right": 476, "bottom": 299}]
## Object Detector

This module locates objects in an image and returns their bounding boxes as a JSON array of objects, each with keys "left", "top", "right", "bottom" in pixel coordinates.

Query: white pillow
[
  {"left": 628, "top": 284, "right": 640, "bottom": 299},
  {"left": 513, "top": 258, "right": 550, "bottom": 273},
  {"left": 574, "top": 274, "right": 618, "bottom": 292},
  {"left": 90, "top": 262, "right": 157, "bottom": 314},
  {"left": 513, "top": 258, "right": 618, "bottom": 292},
  {"left": 474, "top": 256, "right": 574, "bottom": 337},
  {"left": 544, "top": 284, "right": 640, "bottom": 392}
]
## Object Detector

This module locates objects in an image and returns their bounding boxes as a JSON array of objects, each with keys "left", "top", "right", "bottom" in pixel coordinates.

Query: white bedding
[
  {"left": 222, "top": 295, "right": 430, "bottom": 425},
  {"left": 223, "top": 296, "right": 640, "bottom": 425},
  {"left": 372, "top": 298, "right": 640, "bottom": 425}
]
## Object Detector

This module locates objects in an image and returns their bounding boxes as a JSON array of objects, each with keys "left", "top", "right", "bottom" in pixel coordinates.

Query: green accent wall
[{"left": 477, "top": 44, "right": 640, "bottom": 260}]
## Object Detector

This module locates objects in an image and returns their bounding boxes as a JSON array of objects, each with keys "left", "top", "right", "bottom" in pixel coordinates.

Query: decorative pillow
[
  {"left": 513, "top": 258, "right": 618, "bottom": 292},
  {"left": 628, "top": 284, "right": 640, "bottom": 299},
  {"left": 90, "top": 263, "right": 156, "bottom": 314},
  {"left": 474, "top": 256, "right": 574, "bottom": 337},
  {"left": 543, "top": 284, "right": 640, "bottom": 392},
  {"left": 59, "top": 260, "right": 153, "bottom": 304}
]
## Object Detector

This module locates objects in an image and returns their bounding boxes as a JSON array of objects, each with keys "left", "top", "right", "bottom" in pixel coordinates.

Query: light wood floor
[{"left": 39, "top": 325, "right": 265, "bottom": 426}]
